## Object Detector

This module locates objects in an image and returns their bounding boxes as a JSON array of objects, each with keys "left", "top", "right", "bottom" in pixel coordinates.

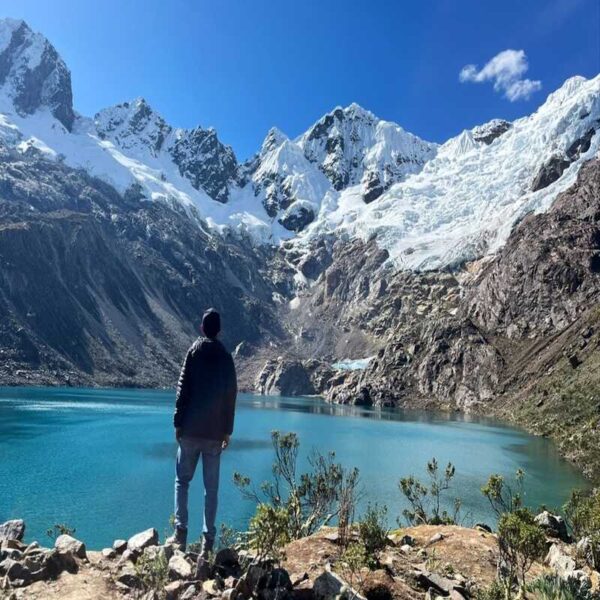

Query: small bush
[
  {"left": 525, "top": 573, "right": 600, "bottom": 600},
  {"left": 357, "top": 504, "right": 389, "bottom": 567},
  {"left": 46, "top": 523, "right": 76, "bottom": 540},
  {"left": 399, "top": 458, "right": 461, "bottom": 525},
  {"left": 247, "top": 503, "right": 291, "bottom": 561},
  {"left": 339, "top": 542, "right": 370, "bottom": 599},
  {"left": 474, "top": 579, "right": 504, "bottom": 600},
  {"left": 135, "top": 550, "right": 169, "bottom": 594},
  {"left": 234, "top": 431, "right": 360, "bottom": 542},
  {"left": 497, "top": 508, "right": 547, "bottom": 594},
  {"left": 563, "top": 488, "right": 600, "bottom": 569},
  {"left": 481, "top": 470, "right": 525, "bottom": 517}
]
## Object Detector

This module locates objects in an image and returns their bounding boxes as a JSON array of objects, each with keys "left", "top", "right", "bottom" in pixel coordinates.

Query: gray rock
[
  {"left": 102, "top": 547, "right": 116, "bottom": 559},
  {"left": 0, "top": 519, "right": 25, "bottom": 542},
  {"left": 255, "top": 359, "right": 315, "bottom": 396},
  {"left": 127, "top": 527, "right": 159, "bottom": 552},
  {"left": 546, "top": 543, "right": 577, "bottom": 579},
  {"left": 535, "top": 511, "right": 569, "bottom": 542},
  {"left": 117, "top": 566, "right": 143, "bottom": 589},
  {"left": 168, "top": 552, "right": 193, "bottom": 580},
  {"left": 55, "top": 534, "right": 87, "bottom": 559},
  {"left": 164, "top": 580, "right": 187, "bottom": 600},
  {"left": 313, "top": 570, "right": 345, "bottom": 599},
  {"left": 113, "top": 539, "right": 128, "bottom": 553},
  {"left": 5, "top": 559, "right": 32, "bottom": 587}
]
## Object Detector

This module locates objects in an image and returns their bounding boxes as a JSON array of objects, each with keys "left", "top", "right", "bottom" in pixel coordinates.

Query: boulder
[
  {"left": 55, "top": 534, "right": 87, "bottom": 559},
  {"left": 102, "top": 547, "right": 117, "bottom": 559},
  {"left": 312, "top": 570, "right": 345, "bottom": 599},
  {"left": 546, "top": 543, "right": 577, "bottom": 579},
  {"left": 165, "top": 580, "right": 187, "bottom": 600},
  {"left": 113, "top": 539, "right": 128, "bottom": 553},
  {"left": 168, "top": 552, "right": 193, "bottom": 580},
  {"left": 0, "top": 519, "right": 25, "bottom": 542},
  {"left": 117, "top": 566, "right": 143, "bottom": 589},
  {"left": 214, "top": 547, "right": 240, "bottom": 578},
  {"left": 128, "top": 528, "right": 159, "bottom": 552},
  {"left": 255, "top": 359, "right": 315, "bottom": 396},
  {"left": 180, "top": 585, "right": 200, "bottom": 600},
  {"left": 535, "top": 511, "right": 569, "bottom": 542},
  {"left": 5, "top": 559, "right": 32, "bottom": 587},
  {"left": 204, "top": 578, "right": 224, "bottom": 596}
]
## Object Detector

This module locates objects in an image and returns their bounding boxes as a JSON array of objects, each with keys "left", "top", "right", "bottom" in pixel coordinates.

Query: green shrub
[
  {"left": 563, "top": 488, "right": 600, "bottom": 569},
  {"left": 135, "top": 550, "right": 169, "bottom": 594},
  {"left": 357, "top": 503, "right": 389, "bottom": 567},
  {"left": 46, "top": 523, "right": 76, "bottom": 540},
  {"left": 234, "top": 431, "right": 360, "bottom": 542},
  {"left": 399, "top": 458, "right": 461, "bottom": 525},
  {"left": 339, "top": 542, "right": 371, "bottom": 599},
  {"left": 474, "top": 579, "right": 505, "bottom": 600},
  {"left": 247, "top": 503, "right": 291, "bottom": 561},
  {"left": 497, "top": 508, "right": 547, "bottom": 594},
  {"left": 525, "top": 573, "right": 600, "bottom": 600},
  {"left": 481, "top": 470, "right": 525, "bottom": 517}
]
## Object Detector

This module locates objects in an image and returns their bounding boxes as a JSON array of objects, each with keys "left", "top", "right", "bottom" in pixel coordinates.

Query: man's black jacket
[{"left": 173, "top": 337, "right": 237, "bottom": 440}]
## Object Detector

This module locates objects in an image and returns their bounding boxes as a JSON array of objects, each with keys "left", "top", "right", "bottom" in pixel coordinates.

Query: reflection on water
[{"left": 0, "top": 386, "right": 588, "bottom": 550}]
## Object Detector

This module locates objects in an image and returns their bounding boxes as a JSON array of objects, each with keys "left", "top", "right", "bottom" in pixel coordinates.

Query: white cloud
[{"left": 459, "top": 49, "right": 542, "bottom": 101}]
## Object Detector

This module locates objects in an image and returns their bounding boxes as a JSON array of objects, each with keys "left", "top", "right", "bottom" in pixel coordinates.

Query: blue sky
[{"left": 4, "top": 0, "right": 599, "bottom": 159}]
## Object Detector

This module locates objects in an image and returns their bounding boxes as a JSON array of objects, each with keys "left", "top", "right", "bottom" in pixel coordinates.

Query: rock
[
  {"left": 55, "top": 534, "right": 87, "bottom": 559},
  {"left": 426, "top": 533, "right": 446, "bottom": 546},
  {"left": 24, "top": 542, "right": 40, "bottom": 554},
  {"left": 5, "top": 559, "right": 32, "bottom": 587},
  {"left": 128, "top": 528, "right": 159, "bottom": 552},
  {"left": 102, "top": 547, "right": 116, "bottom": 559},
  {"left": 243, "top": 564, "right": 267, "bottom": 593},
  {"left": 113, "top": 539, "right": 128, "bottom": 553},
  {"left": 255, "top": 359, "right": 315, "bottom": 396},
  {"left": 535, "top": 511, "right": 569, "bottom": 542},
  {"left": 0, "top": 520, "right": 25, "bottom": 542},
  {"left": 121, "top": 548, "right": 139, "bottom": 563},
  {"left": 415, "top": 570, "right": 456, "bottom": 595},
  {"left": 117, "top": 567, "right": 143, "bottom": 589},
  {"left": 181, "top": 585, "right": 200, "bottom": 600},
  {"left": 400, "top": 544, "right": 412, "bottom": 554},
  {"left": 214, "top": 547, "right": 241, "bottom": 578},
  {"left": 576, "top": 536, "right": 599, "bottom": 567},
  {"left": 204, "top": 578, "right": 224, "bottom": 596},
  {"left": 196, "top": 555, "right": 211, "bottom": 581},
  {"left": 312, "top": 570, "right": 345, "bottom": 599},
  {"left": 398, "top": 534, "right": 416, "bottom": 547},
  {"left": 474, "top": 523, "right": 492, "bottom": 533},
  {"left": 222, "top": 589, "right": 238, "bottom": 600},
  {"left": 169, "top": 553, "right": 194, "bottom": 580},
  {"left": 165, "top": 580, "right": 187, "bottom": 600},
  {"left": 546, "top": 543, "right": 577, "bottom": 579}
]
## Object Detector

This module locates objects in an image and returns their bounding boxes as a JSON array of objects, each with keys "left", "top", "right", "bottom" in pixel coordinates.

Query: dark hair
[{"left": 202, "top": 308, "right": 221, "bottom": 339}]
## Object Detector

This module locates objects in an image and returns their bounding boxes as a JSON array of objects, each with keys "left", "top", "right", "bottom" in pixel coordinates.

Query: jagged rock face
[
  {"left": 95, "top": 98, "right": 240, "bottom": 203},
  {"left": 471, "top": 119, "right": 511, "bottom": 145},
  {"left": 95, "top": 99, "right": 171, "bottom": 155},
  {"left": 0, "top": 19, "right": 74, "bottom": 130},
  {"left": 255, "top": 359, "right": 315, "bottom": 395},
  {"left": 170, "top": 127, "right": 239, "bottom": 203},
  {"left": 0, "top": 147, "right": 284, "bottom": 386},
  {"left": 298, "top": 103, "right": 436, "bottom": 201},
  {"left": 466, "top": 159, "right": 600, "bottom": 337}
]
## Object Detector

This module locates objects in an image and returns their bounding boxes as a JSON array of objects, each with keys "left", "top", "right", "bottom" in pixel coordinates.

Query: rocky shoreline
[{"left": 1, "top": 514, "right": 598, "bottom": 600}]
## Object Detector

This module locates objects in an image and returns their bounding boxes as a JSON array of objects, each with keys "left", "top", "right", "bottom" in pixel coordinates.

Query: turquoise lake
[{"left": 0, "top": 386, "right": 587, "bottom": 549}]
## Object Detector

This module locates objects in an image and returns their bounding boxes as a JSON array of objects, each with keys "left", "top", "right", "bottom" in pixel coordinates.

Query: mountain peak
[
  {"left": 0, "top": 18, "right": 74, "bottom": 130},
  {"left": 260, "top": 127, "right": 288, "bottom": 155}
]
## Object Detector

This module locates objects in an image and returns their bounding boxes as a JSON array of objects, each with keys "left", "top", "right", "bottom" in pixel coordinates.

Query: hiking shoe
[{"left": 166, "top": 527, "right": 188, "bottom": 551}]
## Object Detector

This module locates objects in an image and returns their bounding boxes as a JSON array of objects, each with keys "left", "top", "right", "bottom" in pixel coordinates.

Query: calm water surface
[{"left": 0, "top": 387, "right": 587, "bottom": 549}]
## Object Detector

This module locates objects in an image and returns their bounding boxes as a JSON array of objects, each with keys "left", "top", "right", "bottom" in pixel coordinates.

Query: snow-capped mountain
[
  {"left": 0, "top": 18, "right": 598, "bottom": 273},
  {"left": 297, "top": 103, "right": 437, "bottom": 200},
  {"left": 0, "top": 17, "right": 74, "bottom": 130}
]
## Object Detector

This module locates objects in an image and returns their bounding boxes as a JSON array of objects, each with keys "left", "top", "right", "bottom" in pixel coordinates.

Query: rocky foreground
[{"left": 1, "top": 515, "right": 598, "bottom": 600}]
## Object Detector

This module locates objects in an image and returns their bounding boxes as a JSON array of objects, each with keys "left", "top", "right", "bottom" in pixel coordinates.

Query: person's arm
[
  {"left": 223, "top": 354, "right": 237, "bottom": 447},
  {"left": 173, "top": 349, "right": 192, "bottom": 439}
]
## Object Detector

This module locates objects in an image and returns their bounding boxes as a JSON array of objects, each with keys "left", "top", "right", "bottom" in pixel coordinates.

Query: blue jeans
[{"left": 174, "top": 436, "right": 222, "bottom": 550}]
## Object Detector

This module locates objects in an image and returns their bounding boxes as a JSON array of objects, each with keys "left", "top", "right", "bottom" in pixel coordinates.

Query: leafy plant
[
  {"left": 399, "top": 458, "right": 461, "bottom": 525},
  {"left": 563, "top": 488, "right": 600, "bottom": 569},
  {"left": 247, "top": 503, "right": 291, "bottom": 562},
  {"left": 135, "top": 550, "right": 169, "bottom": 595},
  {"left": 357, "top": 503, "right": 389, "bottom": 568},
  {"left": 234, "top": 431, "right": 360, "bottom": 542},
  {"left": 497, "top": 508, "right": 547, "bottom": 596},
  {"left": 481, "top": 470, "right": 525, "bottom": 517},
  {"left": 339, "top": 542, "right": 371, "bottom": 600},
  {"left": 474, "top": 580, "right": 505, "bottom": 600},
  {"left": 46, "top": 523, "right": 76, "bottom": 540},
  {"left": 525, "top": 573, "right": 600, "bottom": 600}
]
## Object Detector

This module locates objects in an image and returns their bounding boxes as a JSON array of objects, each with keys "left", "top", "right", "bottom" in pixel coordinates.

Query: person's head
[{"left": 201, "top": 308, "right": 221, "bottom": 340}]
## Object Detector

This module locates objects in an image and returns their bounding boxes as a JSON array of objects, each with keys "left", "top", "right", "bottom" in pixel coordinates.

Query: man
[{"left": 167, "top": 308, "right": 237, "bottom": 554}]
